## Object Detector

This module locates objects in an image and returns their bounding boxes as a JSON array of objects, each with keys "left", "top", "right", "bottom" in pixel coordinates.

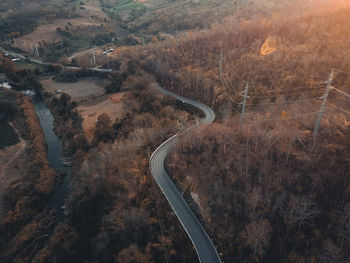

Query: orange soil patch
[
  {"left": 78, "top": 92, "right": 126, "bottom": 142},
  {"left": 109, "top": 93, "right": 123, "bottom": 103},
  {"left": 260, "top": 36, "right": 277, "bottom": 56}
]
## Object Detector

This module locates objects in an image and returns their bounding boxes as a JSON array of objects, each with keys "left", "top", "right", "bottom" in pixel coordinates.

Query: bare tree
[
  {"left": 242, "top": 219, "right": 272, "bottom": 259},
  {"left": 318, "top": 240, "right": 345, "bottom": 263}
]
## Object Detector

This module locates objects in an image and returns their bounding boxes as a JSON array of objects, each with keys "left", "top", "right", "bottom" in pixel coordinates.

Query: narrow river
[{"left": 33, "top": 97, "right": 71, "bottom": 218}]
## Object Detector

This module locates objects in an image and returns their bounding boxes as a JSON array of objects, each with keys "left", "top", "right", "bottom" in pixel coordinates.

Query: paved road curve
[{"left": 150, "top": 85, "right": 221, "bottom": 263}]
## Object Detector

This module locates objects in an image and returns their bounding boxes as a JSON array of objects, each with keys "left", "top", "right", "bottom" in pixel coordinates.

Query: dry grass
[
  {"left": 0, "top": 139, "right": 27, "bottom": 219},
  {"left": 15, "top": 1, "right": 109, "bottom": 50},
  {"left": 41, "top": 77, "right": 106, "bottom": 102},
  {"left": 78, "top": 92, "right": 126, "bottom": 142}
]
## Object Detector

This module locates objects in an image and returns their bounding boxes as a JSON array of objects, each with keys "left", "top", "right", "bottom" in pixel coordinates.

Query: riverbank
[
  {"left": 33, "top": 98, "right": 72, "bottom": 215},
  {"left": 0, "top": 89, "right": 56, "bottom": 218},
  {"left": 0, "top": 89, "right": 61, "bottom": 262}
]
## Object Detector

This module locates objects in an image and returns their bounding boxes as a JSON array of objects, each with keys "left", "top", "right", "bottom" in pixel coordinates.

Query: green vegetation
[
  {"left": 0, "top": 16, "right": 37, "bottom": 41},
  {"left": 52, "top": 68, "right": 109, "bottom": 83}
]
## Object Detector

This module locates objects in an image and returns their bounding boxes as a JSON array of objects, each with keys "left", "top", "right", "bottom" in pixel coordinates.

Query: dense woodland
[
  {"left": 155, "top": 2, "right": 350, "bottom": 263},
  {"left": 1, "top": 0, "right": 350, "bottom": 262},
  {"left": 0, "top": 90, "right": 59, "bottom": 263},
  {"left": 32, "top": 75, "right": 200, "bottom": 262},
  {"left": 1, "top": 53, "right": 201, "bottom": 262}
]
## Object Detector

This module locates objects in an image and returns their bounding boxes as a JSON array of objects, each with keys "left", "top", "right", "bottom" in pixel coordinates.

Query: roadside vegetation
[
  {"left": 1, "top": 0, "right": 350, "bottom": 262},
  {"left": 151, "top": 2, "right": 350, "bottom": 262},
  {"left": 0, "top": 89, "right": 58, "bottom": 263}
]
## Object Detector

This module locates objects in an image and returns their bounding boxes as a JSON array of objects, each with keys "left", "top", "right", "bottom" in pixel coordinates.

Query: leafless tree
[{"left": 242, "top": 219, "right": 272, "bottom": 259}]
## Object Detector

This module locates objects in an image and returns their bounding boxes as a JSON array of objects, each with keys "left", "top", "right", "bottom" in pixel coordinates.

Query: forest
[
  {"left": 151, "top": 1, "right": 350, "bottom": 262},
  {"left": 0, "top": 0, "right": 350, "bottom": 262}
]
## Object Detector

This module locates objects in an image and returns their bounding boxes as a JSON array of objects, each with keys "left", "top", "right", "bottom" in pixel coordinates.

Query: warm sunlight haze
[{"left": 0, "top": 0, "right": 349, "bottom": 262}]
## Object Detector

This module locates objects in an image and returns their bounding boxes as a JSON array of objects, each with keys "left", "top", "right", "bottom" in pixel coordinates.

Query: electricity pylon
[
  {"left": 314, "top": 69, "right": 334, "bottom": 136},
  {"left": 240, "top": 82, "right": 249, "bottom": 128}
]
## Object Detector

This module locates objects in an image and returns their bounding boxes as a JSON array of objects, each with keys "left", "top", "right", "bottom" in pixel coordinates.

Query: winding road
[
  {"left": 2, "top": 43, "right": 221, "bottom": 261},
  {"left": 149, "top": 86, "right": 221, "bottom": 263}
]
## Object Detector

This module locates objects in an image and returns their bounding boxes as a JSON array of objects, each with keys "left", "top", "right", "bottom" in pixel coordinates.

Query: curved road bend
[{"left": 149, "top": 85, "right": 220, "bottom": 263}]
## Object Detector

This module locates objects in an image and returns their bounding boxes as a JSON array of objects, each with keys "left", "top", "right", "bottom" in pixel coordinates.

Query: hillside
[
  {"left": 1, "top": 0, "right": 350, "bottom": 263},
  {"left": 0, "top": 0, "right": 125, "bottom": 62},
  {"left": 0, "top": 0, "right": 295, "bottom": 63}
]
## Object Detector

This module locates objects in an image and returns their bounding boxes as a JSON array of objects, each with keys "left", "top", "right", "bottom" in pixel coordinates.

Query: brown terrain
[
  {"left": 1, "top": 0, "right": 350, "bottom": 262},
  {"left": 41, "top": 77, "right": 106, "bottom": 102},
  {"left": 0, "top": 139, "right": 27, "bottom": 219},
  {"left": 78, "top": 92, "right": 125, "bottom": 142},
  {"left": 16, "top": 1, "right": 110, "bottom": 50}
]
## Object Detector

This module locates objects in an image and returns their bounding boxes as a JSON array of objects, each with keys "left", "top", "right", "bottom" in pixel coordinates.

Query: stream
[{"left": 32, "top": 97, "right": 71, "bottom": 218}]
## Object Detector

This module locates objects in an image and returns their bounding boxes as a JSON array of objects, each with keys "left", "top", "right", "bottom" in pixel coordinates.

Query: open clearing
[
  {"left": 41, "top": 77, "right": 107, "bottom": 102},
  {"left": 78, "top": 92, "right": 125, "bottom": 142},
  {"left": 41, "top": 77, "right": 125, "bottom": 142}
]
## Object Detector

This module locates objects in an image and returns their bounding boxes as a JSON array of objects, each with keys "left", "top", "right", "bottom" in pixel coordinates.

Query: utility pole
[
  {"left": 3, "top": 34, "right": 8, "bottom": 44},
  {"left": 92, "top": 47, "right": 96, "bottom": 65},
  {"left": 141, "top": 34, "right": 145, "bottom": 51},
  {"left": 240, "top": 82, "right": 249, "bottom": 128},
  {"left": 30, "top": 44, "right": 34, "bottom": 55},
  {"left": 35, "top": 45, "right": 40, "bottom": 57},
  {"left": 23, "top": 40, "right": 28, "bottom": 52},
  {"left": 314, "top": 69, "right": 334, "bottom": 136},
  {"left": 219, "top": 50, "right": 223, "bottom": 79},
  {"left": 176, "top": 29, "right": 179, "bottom": 50}
]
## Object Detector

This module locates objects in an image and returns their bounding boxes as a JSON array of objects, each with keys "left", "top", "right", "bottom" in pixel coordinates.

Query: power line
[
  {"left": 246, "top": 98, "right": 318, "bottom": 107},
  {"left": 326, "top": 101, "right": 350, "bottom": 115},
  {"left": 331, "top": 86, "right": 350, "bottom": 99},
  {"left": 220, "top": 73, "right": 244, "bottom": 97},
  {"left": 249, "top": 89, "right": 324, "bottom": 99},
  {"left": 249, "top": 83, "right": 325, "bottom": 95},
  {"left": 220, "top": 74, "right": 243, "bottom": 105},
  {"left": 324, "top": 111, "right": 350, "bottom": 123},
  {"left": 333, "top": 68, "right": 350, "bottom": 76},
  {"left": 251, "top": 111, "right": 319, "bottom": 122}
]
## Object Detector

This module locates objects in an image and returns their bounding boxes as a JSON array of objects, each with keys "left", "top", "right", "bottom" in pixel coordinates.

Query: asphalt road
[
  {"left": 0, "top": 47, "right": 112, "bottom": 72},
  {"left": 150, "top": 86, "right": 220, "bottom": 263},
  {"left": 2, "top": 43, "right": 220, "bottom": 261}
]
